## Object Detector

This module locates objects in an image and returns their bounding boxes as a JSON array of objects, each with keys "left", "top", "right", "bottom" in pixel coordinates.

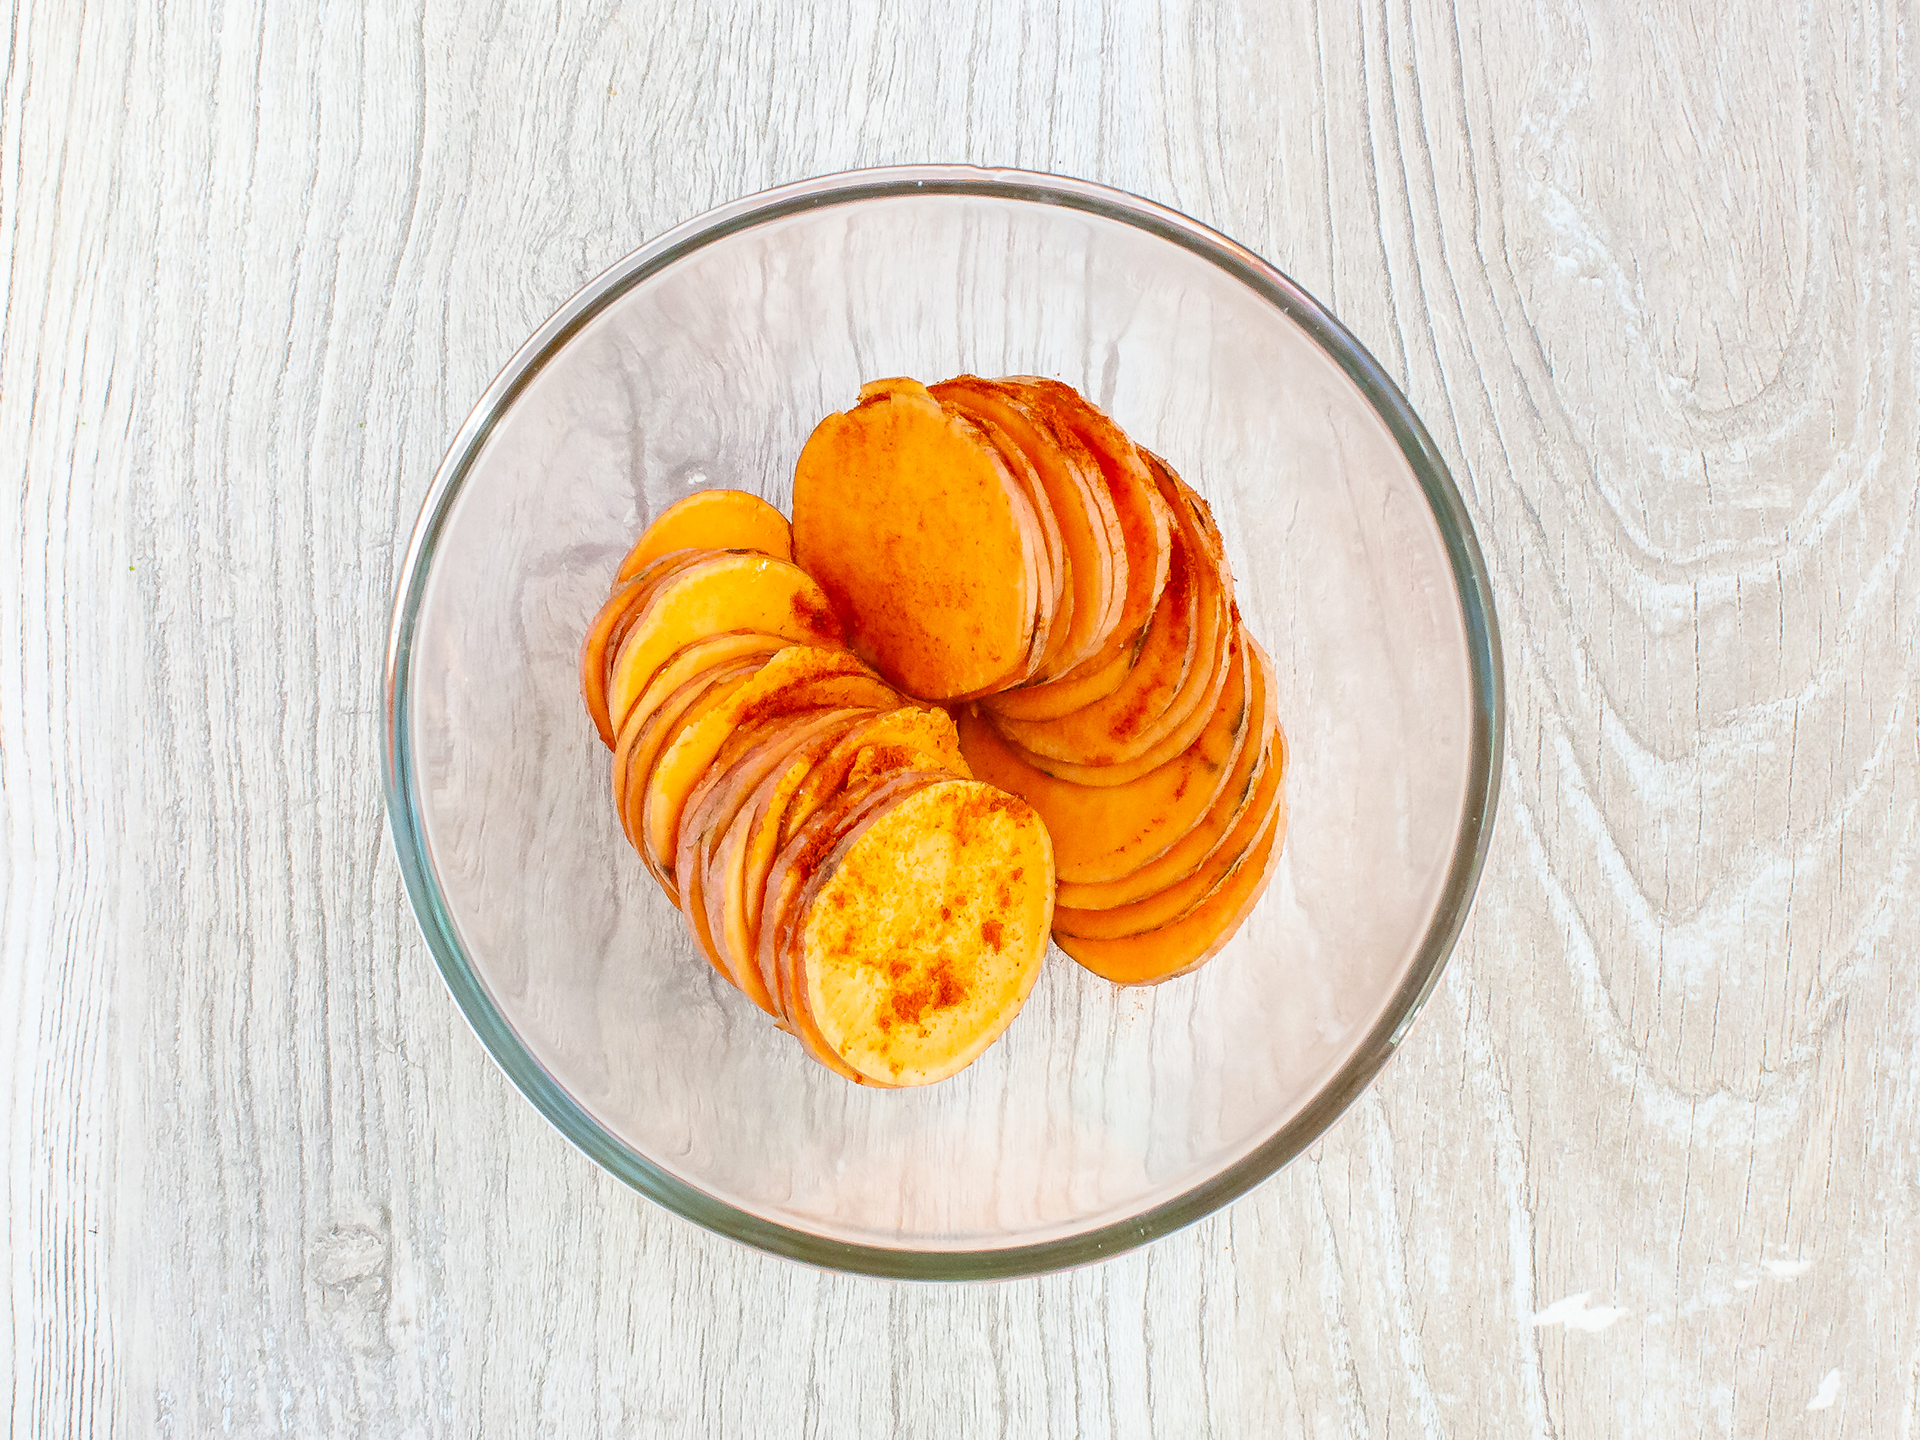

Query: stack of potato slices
[
  {"left": 794, "top": 376, "right": 1289, "bottom": 986},
  {"left": 581, "top": 490, "right": 1056, "bottom": 1086}
]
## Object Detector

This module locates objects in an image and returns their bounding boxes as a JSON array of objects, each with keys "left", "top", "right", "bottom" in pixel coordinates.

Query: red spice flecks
[
  {"left": 884, "top": 956, "right": 969, "bottom": 1032},
  {"left": 791, "top": 588, "right": 846, "bottom": 643}
]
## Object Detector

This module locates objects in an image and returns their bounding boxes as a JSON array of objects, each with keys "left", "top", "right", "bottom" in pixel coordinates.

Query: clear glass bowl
[{"left": 383, "top": 167, "right": 1503, "bottom": 1278}]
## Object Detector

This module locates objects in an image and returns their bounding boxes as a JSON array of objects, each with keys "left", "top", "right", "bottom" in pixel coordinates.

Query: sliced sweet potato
[
  {"left": 784, "top": 779, "right": 1055, "bottom": 1086},
  {"left": 1052, "top": 710, "right": 1285, "bottom": 939},
  {"left": 1141, "top": 450, "right": 1232, "bottom": 593},
  {"left": 615, "top": 489, "right": 792, "bottom": 581},
  {"left": 978, "top": 637, "right": 1136, "bottom": 722},
  {"left": 618, "top": 659, "right": 768, "bottom": 858},
  {"left": 580, "top": 577, "right": 651, "bottom": 747},
  {"left": 1004, "top": 608, "right": 1238, "bottom": 787},
  {"left": 763, "top": 770, "right": 970, "bottom": 1063},
  {"left": 1055, "top": 786, "right": 1283, "bottom": 984},
  {"left": 993, "top": 435, "right": 1238, "bottom": 764},
  {"left": 614, "top": 631, "right": 789, "bottom": 769},
  {"left": 580, "top": 548, "right": 719, "bottom": 745},
  {"left": 965, "top": 407, "right": 1062, "bottom": 689},
  {"left": 932, "top": 377, "right": 1119, "bottom": 677},
  {"left": 613, "top": 657, "right": 768, "bottom": 879},
  {"left": 957, "top": 629, "right": 1250, "bottom": 884},
  {"left": 642, "top": 647, "right": 902, "bottom": 890},
  {"left": 757, "top": 770, "right": 945, "bottom": 1038},
  {"left": 778, "top": 706, "right": 969, "bottom": 846},
  {"left": 990, "top": 519, "right": 1201, "bottom": 765},
  {"left": 605, "top": 553, "right": 844, "bottom": 739},
  {"left": 980, "top": 377, "right": 1129, "bottom": 672},
  {"left": 791, "top": 378, "right": 1038, "bottom": 700},
  {"left": 712, "top": 713, "right": 881, "bottom": 1014},
  {"left": 677, "top": 708, "right": 865, "bottom": 992},
  {"left": 1056, "top": 639, "right": 1274, "bottom": 908},
  {"left": 1007, "top": 377, "right": 1171, "bottom": 680}
]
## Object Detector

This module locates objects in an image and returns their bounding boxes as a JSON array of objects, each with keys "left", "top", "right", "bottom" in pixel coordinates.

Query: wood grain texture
[{"left": 4, "top": 0, "right": 1915, "bottom": 1434}]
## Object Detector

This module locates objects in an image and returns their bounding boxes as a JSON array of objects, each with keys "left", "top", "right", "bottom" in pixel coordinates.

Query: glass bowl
[{"left": 383, "top": 166, "right": 1503, "bottom": 1278}]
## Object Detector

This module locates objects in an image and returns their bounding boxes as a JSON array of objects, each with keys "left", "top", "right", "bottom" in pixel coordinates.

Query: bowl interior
[{"left": 398, "top": 180, "right": 1486, "bottom": 1264}]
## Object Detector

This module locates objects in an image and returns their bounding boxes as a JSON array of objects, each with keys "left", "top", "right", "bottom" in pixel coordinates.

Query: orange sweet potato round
[
  {"left": 999, "top": 607, "right": 1238, "bottom": 787},
  {"left": 956, "top": 630, "right": 1250, "bottom": 885},
  {"left": 713, "top": 713, "right": 882, "bottom": 1014},
  {"left": 990, "top": 521, "right": 1202, "bottom": 765},
  {"left": 677, "top": 708, "right": 866, "bottom": 993},
  {"left": 1006, "top": 378, "right": 1170, "bottom": 680},
  {"left": 792, "top": 378, "right": 1039, "bottom": 700},
  {"left": 757, "top": 770, "right": 944, "bottom": 1039},
  {"left": 932, "top": 377, "right": 1121, "bottom": 679},
  {"left": 778, "top": 705, "right": 969, "bottom": 846},
  {"left": 604, "top": 552, "right": 844, "bottom": 739},
  {"left": 615, "top": 489, "right": 793, "bottom": 581},
  {"left": 580, "top": 548, "right": 717, "bottom": 745},
  {"left": 1055, "top": 795, "right": 1285, "bottom": 985},
  {"left": 781, "top": 778, "right": 1055, "bottom": 1086},
  {"left": 1055, "top": 638, "right": 1275, "bottom": 909},
  {"left": 613, "top": 656, "right": 769, "bottom": 884},
  {"left": 1052, "top": 711, "right": 1285, "bottom": 940},
  {"left": 641, "top": 646, "right": 901, "bottom": 890}
]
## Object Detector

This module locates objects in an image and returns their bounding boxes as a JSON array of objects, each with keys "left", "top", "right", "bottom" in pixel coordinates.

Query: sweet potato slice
[
  {"left": 990, "top": 519, "right": 1202, "bottom": 765},
  {"left": 778, "top": 705, "right": 969, "bottom": 845},
  {"left": 580, "top": 577, "right": 651, "bottom": 747},
  {"left": 757, "top": 770, "right": 945, "bottom": 1037},
  {"left": 994, "top": 436, "right": 1238, "bottom": 764},
  {"left": 964, "top": 407, "right": 1062, "bottom": 689},
  {"left": 1003, "top": 607, "right": 1238, "bottom": 787},
  {"left": 615, "top": 489, "right": 792, "bottom": 581},
  {"left": 1056, "top": 639, "right": 1274, "bottom": 908},
  {"left": 977, "top": 377, "right": 1128, "bottom": 672},
  {"left": 580, "top": 548, "right": 718, "bottom": 745},
  {"left": 738, "top": 705, "right": 965, "bottom": 989},
  {"left": 791, "top": 378, "right": 1038, "bottom": 700},
  {"left": 957, "top": 630, "right": 1250, "bottom": 884},
  {"left": 1007, "top": 377, "right": 1171, "bottom": 680},
  {"left": 762, "top": 771, "right": 978, "bottom": 1066},
  {"left": 1055, "top": 786, "right": 1284, "bottom": 984},
  {"left": 1053, "top": 711, "right": 1285, "bottom": 939},
  {"left": 605, "top": 553, "right": 844, "bottom": 739},
  {"left": 712, "top": 713, "right": 881, "bottom": 1014},
  {"left": 642, "top": 647, "right": 902, "bottom": 890},
  {"left": 613, "top": 657, "right": 767, "bottom": 879},
  {"left": 784, "top": 779, "right": 1055, "bottom": 1086},
  {"left": 678, "top": 708, "right": 864, "bottom": 992},
  {"left": 694, "top": 711, "right": 874, "bottom": 1004},
  {"left": 614, "top": 631, "right": 789, "bottom": 769},
  {"left": 1140, "top": 450, "right": 1232, "bottom": 592},
  {"left": 978, "top": 638, "right": 1135, "bottom": 722},
  {"left": 933, "top": 377, "right": 1118, "bottom": 678}
]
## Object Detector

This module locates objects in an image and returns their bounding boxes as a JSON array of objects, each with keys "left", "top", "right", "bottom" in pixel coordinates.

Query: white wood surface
[{"left": 5, "top": 0, "right": 1916, "bottom": 1433}]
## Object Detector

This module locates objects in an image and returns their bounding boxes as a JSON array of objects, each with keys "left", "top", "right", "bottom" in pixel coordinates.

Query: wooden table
[{"left": 7, "top": 1, "right": 1914, "bottom": 1433}]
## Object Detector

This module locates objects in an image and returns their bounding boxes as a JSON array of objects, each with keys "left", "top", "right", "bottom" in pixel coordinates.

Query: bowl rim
[{"left": 382, "top": 163, "right": 1505, "bottom": 1281}]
